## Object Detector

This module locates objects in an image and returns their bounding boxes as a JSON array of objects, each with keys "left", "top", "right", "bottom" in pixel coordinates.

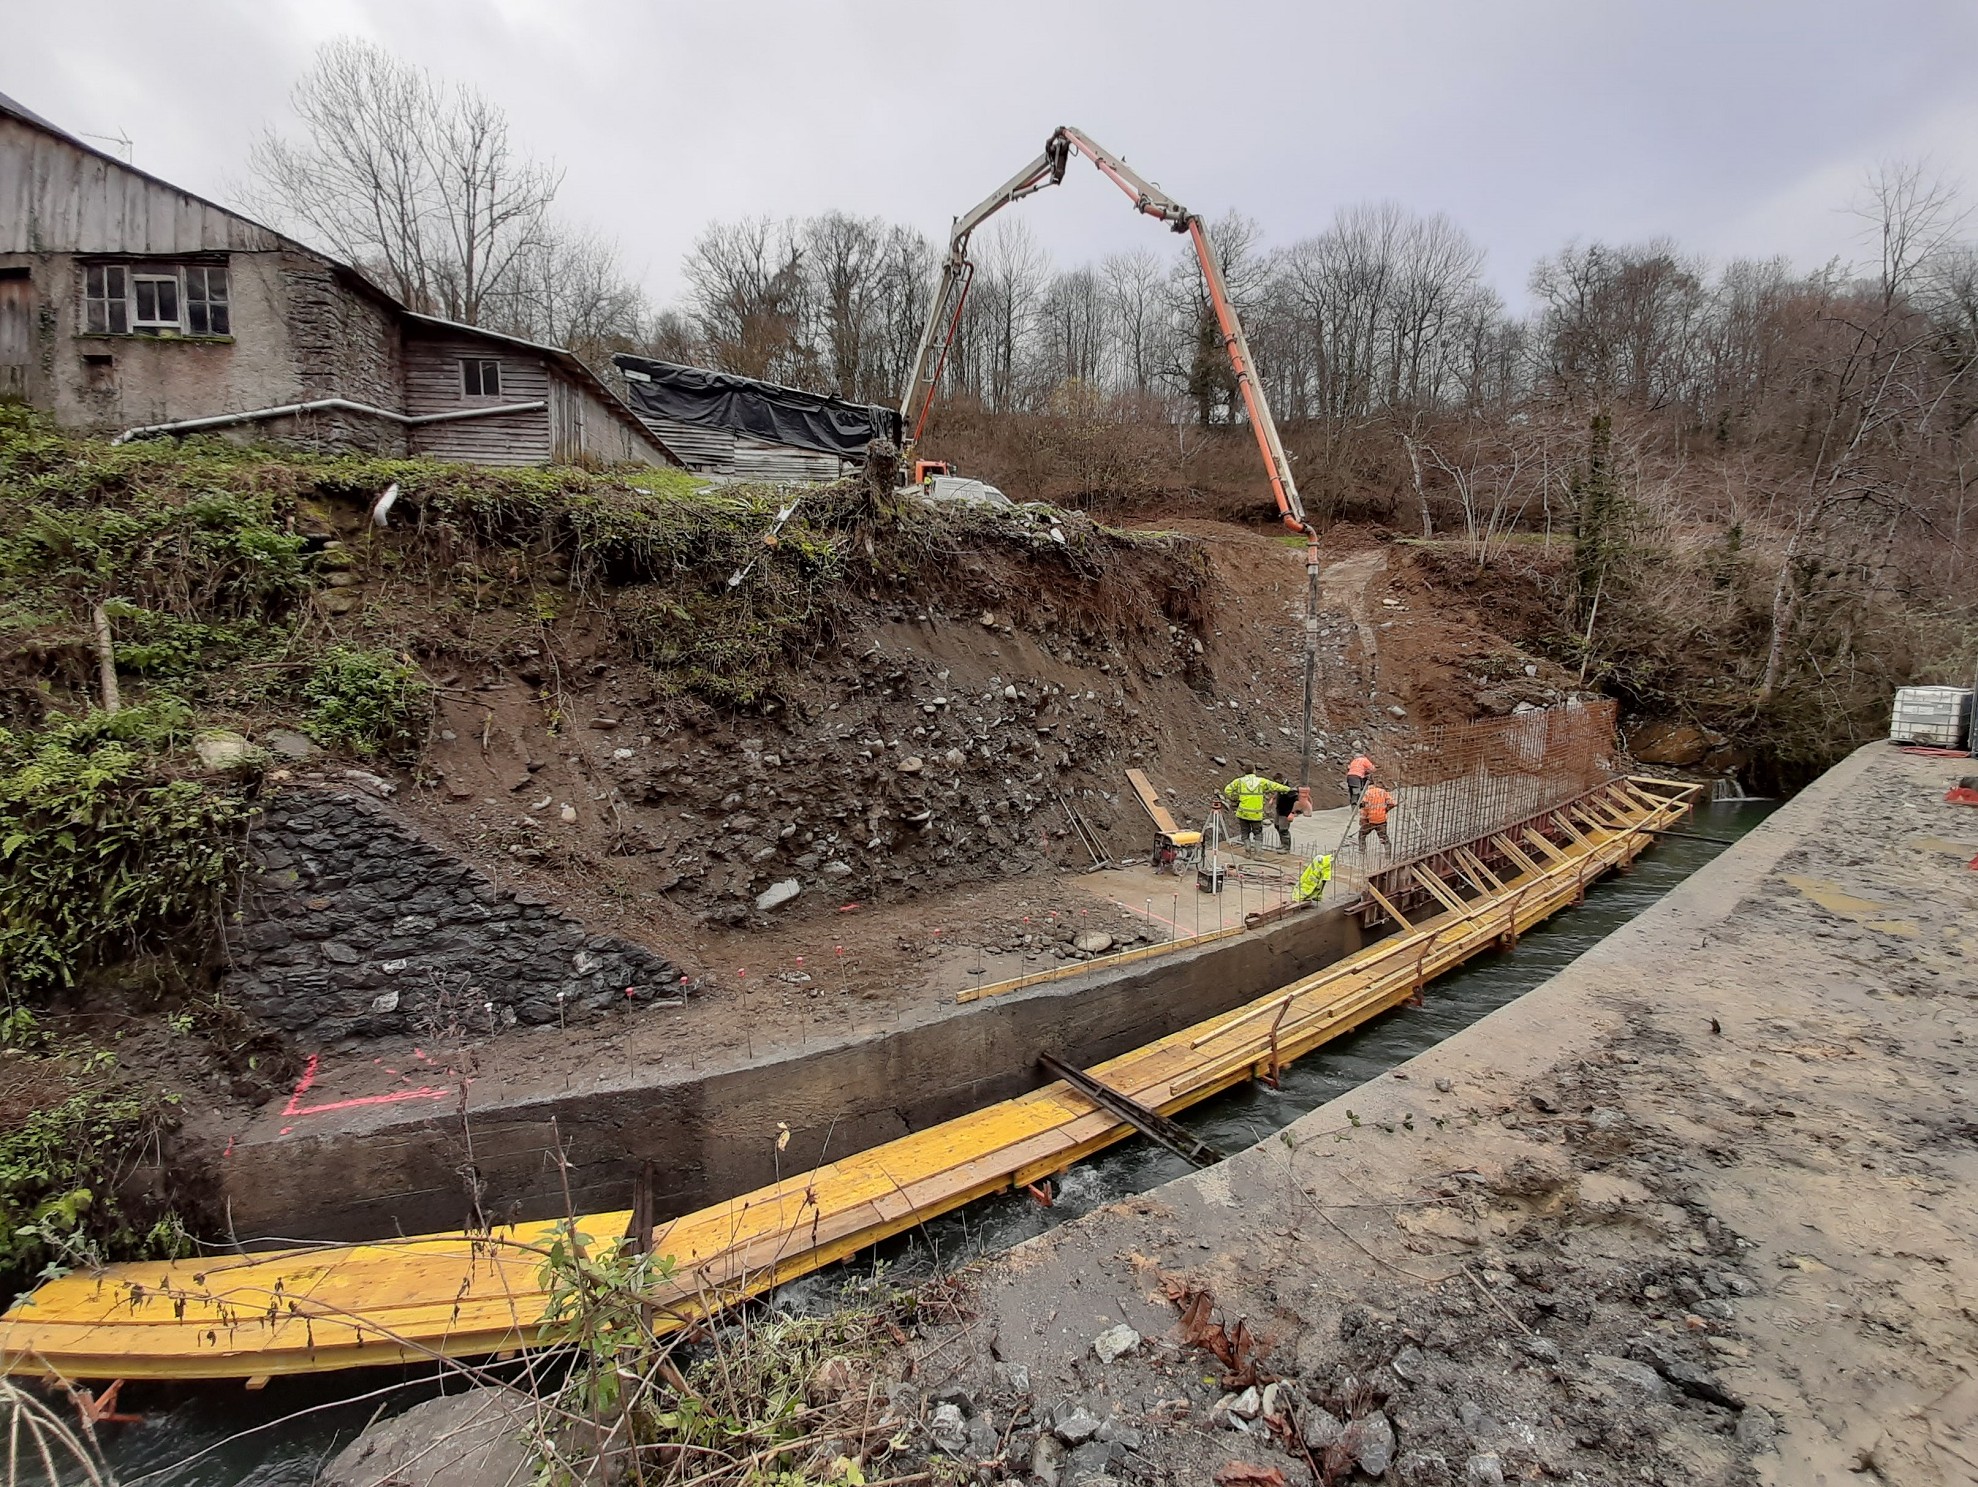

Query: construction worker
[
  {"left": 1295, "top": 852, "right": 1334, "bottom": 903},
  {"left": 1345, "top": 752, "right": 1375, "bottom": 807},
  {"left": 1222, "top": 766, "right": 1289, "bottom": 849},
  {"left": 1273, "top": 785, "right": 1303, "bottom": 852},
  {"left": 1357, "top": 779, "right": 1396, "bottom": 855}
]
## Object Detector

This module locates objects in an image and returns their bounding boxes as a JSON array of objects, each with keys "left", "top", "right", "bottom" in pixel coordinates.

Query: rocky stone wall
[
  {"left": 277, "top": 253, "right": 407, "bottom": 453},
  {"left": 225, "top": 782, "right": 681, "bottom": 1044}
]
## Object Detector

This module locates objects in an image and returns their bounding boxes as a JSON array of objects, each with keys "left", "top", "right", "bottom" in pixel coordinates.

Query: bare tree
[
  {"left": 1038, "top": 266, "right": 1109, "bottom": 389},
  {"left": 682, "top": 218, "right": 813, "bottom": 383},
  {"left": 247, "top": 37, "right": 561, "bottom": 324},
  {"left": 634, "top": 308, "right": 703, "bottom": 366},
  {"left": 1409, "top": 420, "right": 1538, "bottom": 568},
  {"left": 1754, "top": 164, "right": 1971, "bottom": 707},
  {"left": 874, "top": 224, "right": 937, "bottom": 405},
  {"left": 490, "top": 224, "right": 646, "bottom": 373},
  {"left": 802, "top": 211, "right": 886, "bottom": 400},
  {"left": 975, "top": 220, "right": 1049, "bottom": 410},
  {"left": 1101, "top": 249, "right": 1169, "bottom": 394},
  {"left": 1529, "top": 240, "right": 1708, "bottom": 411}
]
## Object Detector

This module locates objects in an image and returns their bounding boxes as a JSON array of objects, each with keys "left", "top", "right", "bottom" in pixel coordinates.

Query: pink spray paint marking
[
  {"left": 275, "top": 1050, "right": 453, "bottom": 1134},
  {"left": 283, "top": 1087, "right": 453, "bottom": 1119},
  {"left": 281, "top": 1054, "right": 322, "bottom": 1115}
]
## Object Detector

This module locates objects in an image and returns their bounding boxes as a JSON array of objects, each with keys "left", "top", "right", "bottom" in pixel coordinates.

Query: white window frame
[
  {"left": 130, "top": 272, "right": 182, "bottom": 336},
  {"left": 80, "top": 263, "right": 234, "bottom": 338}
]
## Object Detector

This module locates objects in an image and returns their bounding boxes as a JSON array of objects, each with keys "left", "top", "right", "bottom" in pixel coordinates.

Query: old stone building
[{"left": 0, "top": 90, "right": 677, "bottom": 467}]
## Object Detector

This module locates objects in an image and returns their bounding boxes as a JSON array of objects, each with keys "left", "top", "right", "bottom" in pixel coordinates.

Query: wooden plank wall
[
  {"left": 638, "top": 413, "right": 734, "bottom": 473},
  {"left": 633, "top": 412, "right": 846, "bottom": 482},
  {"left": 0, "top": 118, "right": 285, "bottom": 256},
  {"left": 734, "top": 437, "right": 849, "bottom": 484},
  {"left": 404, "top": 331, "right": 549, "bottom": 466},
  {"left": 555, "top": 373, "right": 668, "bottom": 466}
]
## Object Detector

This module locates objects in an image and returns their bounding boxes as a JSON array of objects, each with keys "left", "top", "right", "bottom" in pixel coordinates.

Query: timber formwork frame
[
  {"left": 1, "top": 776, "right": 1699, "bottom": 1385},
  {"left": 1357, "top": 775, "right": 1679, "bottom": 934}
]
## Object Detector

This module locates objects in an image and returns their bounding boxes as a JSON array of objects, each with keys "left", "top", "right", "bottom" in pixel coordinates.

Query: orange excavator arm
[{"left": 899, "top": 126, "right": 1324, "bottom": 800}]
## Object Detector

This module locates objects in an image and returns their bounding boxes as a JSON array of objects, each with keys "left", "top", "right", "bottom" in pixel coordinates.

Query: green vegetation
[
  {"left": 303, "top": 645, "right": 432, "bottom": 758},
  {"left": 0, "top": 1085, "right": 189, "bottom": 1294},
  {"left": 0, "top": 705, "right": 251, "bottom": 1003},
  {"left": 0, "top": 407, "right": 1185, "bottom": 722},
  {"left": 530, "top": 1216, "right": 909, "bottom": 1486}
]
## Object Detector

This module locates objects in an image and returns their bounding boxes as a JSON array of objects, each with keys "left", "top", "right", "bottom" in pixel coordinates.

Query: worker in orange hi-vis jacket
[
  {"left": 1357, "top": 781, "right": 1397, "bottom": 854},
  {"left": 1345, "top": 752, "right": 1375, "bottom": 807}
]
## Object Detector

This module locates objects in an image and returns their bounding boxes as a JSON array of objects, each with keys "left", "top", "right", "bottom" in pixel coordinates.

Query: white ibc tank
[{"left": 1889, "top": 685, "right": 1973, "bottom": 748}]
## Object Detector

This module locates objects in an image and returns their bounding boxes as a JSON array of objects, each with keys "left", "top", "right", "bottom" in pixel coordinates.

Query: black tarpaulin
[{"left": 613, "top": 356, "right": 899, "bottom": 460}]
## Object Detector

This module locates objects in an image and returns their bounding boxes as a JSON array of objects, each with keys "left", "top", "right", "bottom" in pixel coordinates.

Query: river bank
[{"left": 904, "top": 742, "right": 1977, "bottom": 1486}]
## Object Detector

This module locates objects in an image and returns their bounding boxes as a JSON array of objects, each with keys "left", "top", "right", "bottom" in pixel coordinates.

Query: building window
[
  {"left": 461, "top": 358, "right": 502, "bottom": 397},
  {"left": 131, "top": 273, "right": 180, "bottom": 335},
  {"left": 84, "top": 265, "right": 129, "bottom": 334},
  {"left": 184, "top": 266, "right": 230, "bottom": 336},
  {"left": 81, "top": 263, "right": 231, "bottom": 337}
]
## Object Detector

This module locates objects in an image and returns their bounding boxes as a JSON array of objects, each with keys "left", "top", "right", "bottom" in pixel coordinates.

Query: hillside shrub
[
  {"left": 0, "top": 706, "right": 250, "bottom": 1002},
  {"left": 303, "top": 646, "right": 432, "bottom": 759},
  {"left": 0, "top": 1088, "right": 190, "bottom": 1291}
]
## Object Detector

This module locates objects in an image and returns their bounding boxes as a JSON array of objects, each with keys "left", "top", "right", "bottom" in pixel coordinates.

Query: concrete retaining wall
[{"left": 224, "top": 899, "right": 1370, "bottom": 1241}]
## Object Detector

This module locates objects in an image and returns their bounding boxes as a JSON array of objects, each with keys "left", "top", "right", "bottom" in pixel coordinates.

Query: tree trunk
[
  {"left": 91, "top": 601, "right": 120, "bottom": 715},
  {"left": 1403, "top": 434, "right": 1433, "bottom": 538},
  {"left": 1755, "top": 525, "right": 1804, "bottom": 709}
]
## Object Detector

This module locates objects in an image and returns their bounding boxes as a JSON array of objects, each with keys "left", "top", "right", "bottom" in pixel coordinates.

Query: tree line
[{"left": 246, "top": 40, "right": 1975, "bottom": 781}]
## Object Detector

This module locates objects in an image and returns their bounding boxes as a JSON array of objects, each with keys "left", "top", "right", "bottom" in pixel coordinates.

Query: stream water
[{"left": 56, "top": 798, "right": 1776, "bottom": 1486}]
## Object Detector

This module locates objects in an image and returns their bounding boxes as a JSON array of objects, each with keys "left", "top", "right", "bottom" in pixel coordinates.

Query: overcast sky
[{"left": 10, "top": 0, "right": 1978, "bottom": 310}]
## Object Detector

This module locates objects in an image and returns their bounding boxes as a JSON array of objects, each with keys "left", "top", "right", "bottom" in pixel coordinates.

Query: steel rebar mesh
[{"left": 1347, "top": 700, "right": 1621, "bottom": 869}]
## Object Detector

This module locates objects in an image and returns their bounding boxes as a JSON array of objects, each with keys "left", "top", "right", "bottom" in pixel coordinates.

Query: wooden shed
[
  {"left": 614, "top": 355, "right": 898, "bottom": 484},
  {"left": 403, "top": 317, "right": 673, "bottom": 467}
]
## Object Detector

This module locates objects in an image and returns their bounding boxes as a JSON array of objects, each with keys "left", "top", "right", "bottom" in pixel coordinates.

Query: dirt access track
[{"left": 909, "top": 744, "right": 1978, "bottom": 1486}]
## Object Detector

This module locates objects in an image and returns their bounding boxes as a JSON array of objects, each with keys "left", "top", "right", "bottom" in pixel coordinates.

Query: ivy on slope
[{"left": 0, "top": 705, "right": 251, "bottom": 1003}]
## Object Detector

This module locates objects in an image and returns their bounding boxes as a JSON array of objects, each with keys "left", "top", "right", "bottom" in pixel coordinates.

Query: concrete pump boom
[{"left": 899, "top": 126, "right": 1326, "bottom": 803}]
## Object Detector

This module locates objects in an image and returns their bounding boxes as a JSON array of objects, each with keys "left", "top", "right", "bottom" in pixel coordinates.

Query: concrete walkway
[{"left": 919, "top": 745, "right": 1978, "bottom": 1486}]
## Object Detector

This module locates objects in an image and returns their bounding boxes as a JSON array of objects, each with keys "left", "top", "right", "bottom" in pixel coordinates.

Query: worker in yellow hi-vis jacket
[
  {"left": 1295, "top": 852, "right": 1334, "bottom": 903},
  {"left": 1222, "top": 767, "right": 1289, "bottom": 848}
]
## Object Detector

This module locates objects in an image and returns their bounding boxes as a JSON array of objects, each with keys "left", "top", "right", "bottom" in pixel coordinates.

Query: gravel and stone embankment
[{"left": 895, "top": 744, "right": 1977, "bottom": 1486}]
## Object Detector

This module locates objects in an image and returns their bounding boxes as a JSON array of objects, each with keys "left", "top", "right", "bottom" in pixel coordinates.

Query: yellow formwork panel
[{"left": 0, "top": 780, "right": 1698, "bottom": 1382}]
